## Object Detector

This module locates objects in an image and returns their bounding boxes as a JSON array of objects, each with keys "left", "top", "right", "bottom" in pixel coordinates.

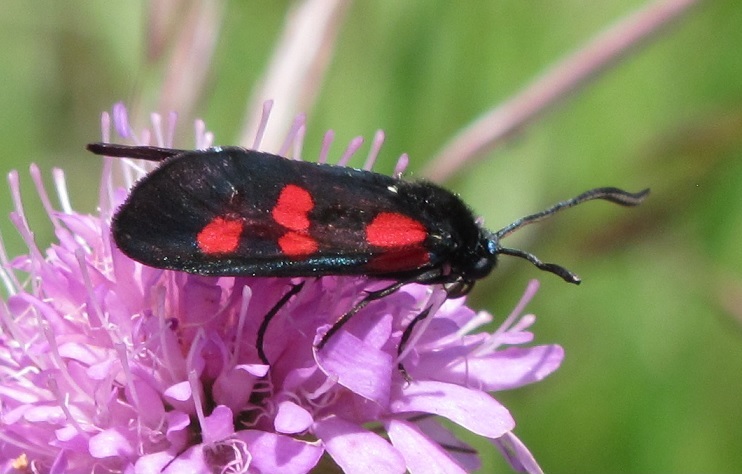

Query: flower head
[{"left": 0, "top": 104, "right": 562, "bottom": 473}]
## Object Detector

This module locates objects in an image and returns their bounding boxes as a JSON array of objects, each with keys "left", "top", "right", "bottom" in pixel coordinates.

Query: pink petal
[
  {"left": 166, "top": 411, "right": 191, "bottom": 433},
  {"left": 0, "top": 378, "right": 40, "bottom": 404},
  {"left": 237, "top": 363, "right": 270, "bottom": 377},
  {"left": 163, "top": 381, "right": 192, "bottom": 402},
  {"left": 53, "top": 425, "right": 89, "bottom": 452},
  {"left": 126, "top": 379, "right": 165, "bottom": 427},
  {"left": 275, "top": 400, "right": 314, "bottom": 434},
  {"left": 237, "top": 429, "right": 323, "bottom": 474},
  {"left": 390, "top": 380, "right": 514, "bottom": 438},
  {"left": 202, "top": 405, "right": 234, "bottom": 444},
  {"left": 86, "top": 357, "right": 117, "bottom": 380},
  {"left": 49, "top": 450, "right": 70, "bottom": 474},
  {"left": 316, "top": 329, "right": 392, "bottom": 406},
  {"left": 313, "top": 415, "right": 405, "bottom": 474},
  {"left": 24, "top": 405, "right": 64, "bottom": 423},
  {"left": 475, "top": 345, "right": 564, "bottom": 390},
  {"left": 164, "top": 411, "right": 191, "bottom": 449},
  {"left": 213, "top": 365, "right": 260, "bottom": 412},
  {"left": 89, "top": 427, "right": 135, "bottom": 459},
  {"left": 492, "top": 431, "right": 544, "bottom": 474},
  {"left": 135, "top": 451, "right": 177, "bottom": 474},
  {"left": 57, "top": 341, "right": 106, "bottom": 366},
  {"left": 415, "top": 418, "right": 480, "bottom": 472},
  {"left": 159, "top": 444, "right": 209, "bottom": 474},
  {"left": 421, "top": 345, "right": 564, "bottom": 391},
  {"left": 386, "top": 418, "right": 467, "bottom": 474}
]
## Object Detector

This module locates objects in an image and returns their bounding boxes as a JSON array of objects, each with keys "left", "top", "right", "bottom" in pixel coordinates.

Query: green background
[{"left": 1, "top": 1, "right": 740, "bottom": 472}]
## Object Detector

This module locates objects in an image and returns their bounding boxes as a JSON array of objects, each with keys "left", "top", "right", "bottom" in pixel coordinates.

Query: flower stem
[{"left": 423, "top": 0, "right": 701, "bottom": 182}]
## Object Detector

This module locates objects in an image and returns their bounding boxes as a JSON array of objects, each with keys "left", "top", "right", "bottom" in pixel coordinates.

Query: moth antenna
[
  {"left": 494, "top": 187, "right": 649, "bottom": 240},
  {"left": 497, "top": 247, "right": 580, "bottom": 284},
  {"left": 492, "top": 187, "right": 649, "bottom": 284}
]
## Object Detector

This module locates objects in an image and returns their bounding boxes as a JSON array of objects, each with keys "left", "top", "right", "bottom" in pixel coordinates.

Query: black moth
[{"left": 88, "top": 143, "right": 648, "bottom": 370}]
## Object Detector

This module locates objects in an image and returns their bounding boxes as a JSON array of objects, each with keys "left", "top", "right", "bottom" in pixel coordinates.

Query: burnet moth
[{"left": 87, "top": 142, "right": 648, "bottom": 370}]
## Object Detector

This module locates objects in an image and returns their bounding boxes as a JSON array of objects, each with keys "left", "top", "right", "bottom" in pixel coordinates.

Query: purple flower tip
[{"left": 0, "top": 104, "right": 562, "bottom": 473}]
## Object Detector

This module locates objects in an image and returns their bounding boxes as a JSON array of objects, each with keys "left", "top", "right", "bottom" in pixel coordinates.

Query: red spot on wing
[
  {"left": 367, "top": 247, "right": 430, "bottom": 273},
  {"left": 271, "top": 184, "right": 318, "bottom": 258},
  {"left": 197, "top": 216, "right": 243, "bottom": 254},
  {"left": 272, "top": 184, "right": 314, "bottom": 231},
  {"left": 366, "top": 212, "right": 427, "bottom": 248},
  {"left": 278, "top": 231, "right": 318, "bottom": 257}
]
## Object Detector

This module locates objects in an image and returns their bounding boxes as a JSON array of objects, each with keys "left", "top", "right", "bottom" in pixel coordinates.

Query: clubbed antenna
[{"left": 494, "top": 187, "right": 650, "bottom": 284}]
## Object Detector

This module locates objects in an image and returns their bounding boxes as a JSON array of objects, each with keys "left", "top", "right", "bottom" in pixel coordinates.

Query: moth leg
[
  {"left": 316, "top": 267, "right": 446, "bottom": 350},
  {"left": 397, "top": 305, "right": 434, "bottom": 381},
  {"left": 317, "top": 269, "right": 449, "bottom": 381},
  {"left": 397, "top": 283, "right": 462, "bottom": 381},
  {"left": 316, "top": 279, "right": 406, "bottom": 349},
  {"left": 257, "top": 281, "right": 305, "bottom": 365}
]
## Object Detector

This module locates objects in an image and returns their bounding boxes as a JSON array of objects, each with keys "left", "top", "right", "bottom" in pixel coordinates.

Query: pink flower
[{"left": 0, "top": 104, "right": 562, "bottom": 473}]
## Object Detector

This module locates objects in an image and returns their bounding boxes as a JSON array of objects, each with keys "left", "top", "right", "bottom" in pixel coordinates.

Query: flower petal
[
  {"left": 415, "top": 418, "right": 480, "bottom": 471},
  {"left": 314, "top": 415, "right": 405, "bottom": 474},
  {"left": 474, "top": 345, "right": 564, "bottom": 390},
  {"left": 201, "top": 405, "right": 234, "bottom": 444},
  {"left": 158, "top": 444, "right": 210, "bottom": 474},
  {"left": 89, "top": 427, "right": 135, "bottom": 459},
  {"left": 386, "top": 418, "right": 467, "bottom": 474},
  {"left": 390, "top": 380, "right": 514, "bottom": 438},
  {"left": 126, "top": 379, "right": 165, "bottom": 428},
  {"left": 163, "top": 381, "right": 192, "bottom": 402},
  {"left": 134, "top": 451, "right": 177, "bottom": 474},
  {"left": 164, "top": 411, "right": 191, "bottom": 450},
  {"left": 492, "top": 431, "right": 544, "bottom": 474},
  {"left": 275, "top": 400, "right": 314, "bottom": 434},
  {"left": 315, "top": 329, "right": 392, "bottom": 406},
  {"left": 419, "top": 344, "right": 564, "bottom": 391},
  {"left": 213, "top": 365, "right": 260, "bottom": 412},
  {"left": 236, "top": 429, "right": 323, "bottom": 474}
]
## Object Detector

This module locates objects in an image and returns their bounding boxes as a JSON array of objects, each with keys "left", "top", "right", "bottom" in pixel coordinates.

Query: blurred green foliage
[{"left": 1, "top": 1, "right": 741, "bottom": 472}]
